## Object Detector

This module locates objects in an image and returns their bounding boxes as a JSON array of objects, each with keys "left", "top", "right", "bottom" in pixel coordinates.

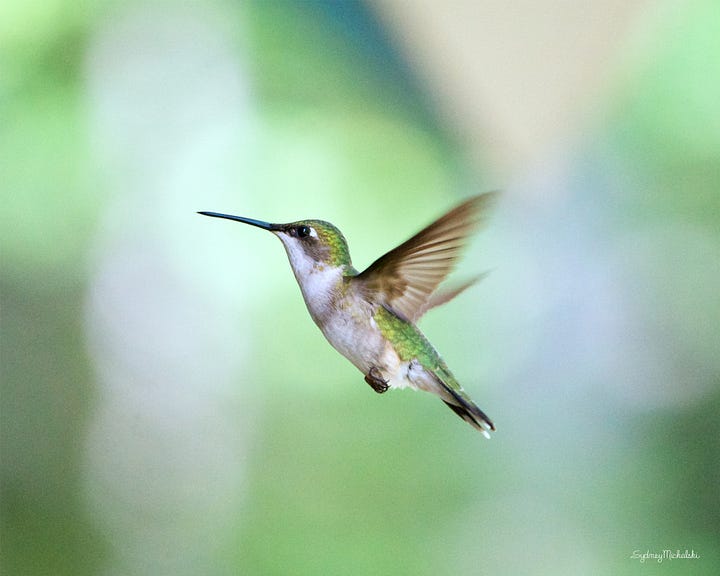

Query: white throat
[{"left": 278, "top": 234, "right": 344, "bottom": 321}]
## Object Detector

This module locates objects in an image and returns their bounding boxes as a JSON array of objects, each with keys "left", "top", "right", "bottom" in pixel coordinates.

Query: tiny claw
[{"left": 365, "top": 367, "right": 389, "bottom": 394}]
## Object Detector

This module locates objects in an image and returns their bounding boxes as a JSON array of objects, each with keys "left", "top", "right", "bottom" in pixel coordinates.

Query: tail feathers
[{"left": 442, "top": 388, "right": 495, "bottom": 439}]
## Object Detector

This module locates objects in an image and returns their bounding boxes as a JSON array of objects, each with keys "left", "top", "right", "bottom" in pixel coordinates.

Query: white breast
[{"left": 278, "top": 233, "right": 409, "bottom": 386}]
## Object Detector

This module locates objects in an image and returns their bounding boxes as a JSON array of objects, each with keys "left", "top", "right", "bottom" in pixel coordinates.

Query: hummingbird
[{"left": 199, "top": 193, "right": 496, "bottom": 437}]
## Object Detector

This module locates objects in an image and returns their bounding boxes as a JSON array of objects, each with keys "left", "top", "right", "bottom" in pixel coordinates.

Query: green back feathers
[
  {"left": 374, "top": 305, "right": 466, "bottom": 396},
  {"left": 374, "top": 306, "right": 445, "bottom": 371}
]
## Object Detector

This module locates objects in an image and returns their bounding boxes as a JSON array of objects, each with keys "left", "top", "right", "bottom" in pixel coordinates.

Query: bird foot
[{"left": 365, "top": 367, "right": 389, "bottom": 394}]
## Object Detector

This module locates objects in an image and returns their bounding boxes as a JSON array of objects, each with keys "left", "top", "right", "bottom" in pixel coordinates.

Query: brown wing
[
  {"left": 415, "top": 271, "right": 490, "bottom": 318},
  {"left": 356, "top": 192, "right": 497, "bottom": 322}
]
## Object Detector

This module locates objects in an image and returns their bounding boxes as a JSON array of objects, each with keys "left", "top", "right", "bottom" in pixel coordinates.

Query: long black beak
[{"left": 197, "top": 211, "right": 280, "bottom": 231}]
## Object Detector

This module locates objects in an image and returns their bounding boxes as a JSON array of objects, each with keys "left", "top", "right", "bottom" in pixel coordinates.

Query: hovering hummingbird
[{"left": 199, "top": 193, "right": 496, "bottom": 437}]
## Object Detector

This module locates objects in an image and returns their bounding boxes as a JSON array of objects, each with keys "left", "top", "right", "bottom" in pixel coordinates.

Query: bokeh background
[{"left": 2, "top": 1, "right": 719, "bottom": 574}]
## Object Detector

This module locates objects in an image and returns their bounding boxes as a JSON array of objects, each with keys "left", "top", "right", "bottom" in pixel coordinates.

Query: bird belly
[
  {"left": 312, "top": 303, "right": 426, "bottom": 391},
  {"left": 318, "top": 309, "right": 389, "bottom": 374},
  {"left": 323, "top": 321, "right": 423, "bottom": 392}
]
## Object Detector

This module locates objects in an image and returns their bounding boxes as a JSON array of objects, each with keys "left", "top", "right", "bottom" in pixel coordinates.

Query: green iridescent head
[{"left": 279, "top": 219, "right": 352, "bottom": 268}]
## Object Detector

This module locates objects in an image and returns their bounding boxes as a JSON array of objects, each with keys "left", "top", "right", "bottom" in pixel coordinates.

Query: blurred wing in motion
[{"left": 356, "top": 192, "right": 497, "bottom": 322}]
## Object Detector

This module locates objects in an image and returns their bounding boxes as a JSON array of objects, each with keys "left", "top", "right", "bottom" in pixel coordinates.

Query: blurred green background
[{"left": 2, "top": 1, "right": 719, "bottom": 575}]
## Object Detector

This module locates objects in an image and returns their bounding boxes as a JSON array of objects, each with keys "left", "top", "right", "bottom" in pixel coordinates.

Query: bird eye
[{"left": 297, "top": 225, "right": 311, "bottom": 238}]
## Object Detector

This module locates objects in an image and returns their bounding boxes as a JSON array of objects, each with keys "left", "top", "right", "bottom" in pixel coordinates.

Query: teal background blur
[{"left": 2, "top": 1, "right": 719, "bottom": 575}]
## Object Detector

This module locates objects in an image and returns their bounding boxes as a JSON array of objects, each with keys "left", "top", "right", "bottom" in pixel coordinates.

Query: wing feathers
[{"left": 356, "top": 192, "right": 497, "bottom": 321}]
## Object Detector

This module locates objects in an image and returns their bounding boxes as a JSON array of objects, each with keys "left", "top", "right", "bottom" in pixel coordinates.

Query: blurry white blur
[{"left": 83, "top": 4, "right": 254, "bottom": 574}]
